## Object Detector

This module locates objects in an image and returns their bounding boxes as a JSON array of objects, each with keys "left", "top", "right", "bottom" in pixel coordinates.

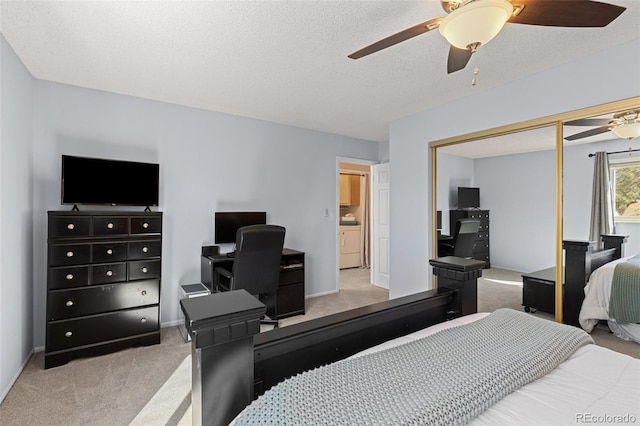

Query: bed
[
  {"left": 233, "top": 309, "right": 640, "bottom": 425},
  {"left": 181, "top": 287, "right": 640, "bottom": 426},
  {"left": 580, "top": 254, "right": 640, "bottom": 343}
]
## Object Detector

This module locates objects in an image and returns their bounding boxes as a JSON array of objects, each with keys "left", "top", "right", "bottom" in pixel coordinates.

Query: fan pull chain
[{"left": 471, "top": 66, "right": 480, "bottom": 86}]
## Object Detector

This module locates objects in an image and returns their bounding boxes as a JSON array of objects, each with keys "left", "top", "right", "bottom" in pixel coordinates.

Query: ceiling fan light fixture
[
  {"left": 611, "top": 121, "right": 640, "bottom": 140},
  {"left": 439, "top": 0, "right": 513, "bottom": 50}
]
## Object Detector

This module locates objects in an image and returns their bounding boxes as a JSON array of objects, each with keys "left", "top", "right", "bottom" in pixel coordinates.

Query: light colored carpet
[{"left": 2, "top": 267, "right": 638, "bottom": 426}]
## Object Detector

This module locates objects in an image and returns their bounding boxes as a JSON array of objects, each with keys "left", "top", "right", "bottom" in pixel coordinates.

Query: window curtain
[{"left": 589, "top": 152, "right": 616, "bottom": 249}]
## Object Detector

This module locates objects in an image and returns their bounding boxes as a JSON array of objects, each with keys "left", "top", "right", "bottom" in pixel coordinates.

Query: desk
[
  {"left": 200, "top": 248, "right": 305, "bottom": 319},
  {"left": 437, "top": 234, "right": 453, "bottom": 257}
]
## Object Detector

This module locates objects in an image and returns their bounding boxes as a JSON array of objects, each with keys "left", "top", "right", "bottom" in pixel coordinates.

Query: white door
[{"left": 371, "top": 163, "right": 390, "bottom": 289}]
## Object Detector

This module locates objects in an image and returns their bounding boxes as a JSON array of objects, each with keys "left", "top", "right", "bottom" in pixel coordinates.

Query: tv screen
[
  {"left": 458, "top": 187, "right": 480, "bottom": 209},
  {"left": 61, "top": 155, "right": 159, "bottom": 207},
  {"left": 214, "top": 212, "right": 267, "bottom": 244}
]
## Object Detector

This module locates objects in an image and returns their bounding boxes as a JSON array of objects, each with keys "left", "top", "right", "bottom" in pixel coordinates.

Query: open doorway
[{"left": 337, "top": 160, "right": 388, "bottom": 303}]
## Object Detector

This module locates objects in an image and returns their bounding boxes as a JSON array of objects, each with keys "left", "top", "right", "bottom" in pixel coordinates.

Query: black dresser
[
  {"left": 449, "top": 209, "right": 490, "bottom": 268},
  {"left": 45, "top": 211, "right": 162, "bottom": 368}
]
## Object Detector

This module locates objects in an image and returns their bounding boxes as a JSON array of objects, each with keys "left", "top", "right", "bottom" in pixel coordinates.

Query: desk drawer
[
  {"left": 48, "top": 280, "right": 159, "bottom": 320},
  {"left": 279, "top": 268, "right": 304, "bottom": 286},
  {"left": 46, "top": 306, "right": 159, "bottom": 352},
  {"left": 276, "top": 282, "right": 305, "bottom": 318}
]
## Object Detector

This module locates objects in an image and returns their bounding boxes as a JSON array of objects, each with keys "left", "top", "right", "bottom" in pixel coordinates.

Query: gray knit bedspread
[
  {"left": 234, "top": 308, "right": 593, "bottom": 426},
  {"left": 609, "top": 253, "right": 640, "bottom": 324}
]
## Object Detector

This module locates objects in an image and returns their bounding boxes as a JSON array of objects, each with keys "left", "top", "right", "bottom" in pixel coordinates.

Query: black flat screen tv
[
  {"left": 214, "top": 212, "right": 267, "bottom": 244},
  {"left": 61, "top": 155, "right": 159, "bottom": 207},
  {"left": 458, "top": 187, "right": 480, "bottom": 209}
]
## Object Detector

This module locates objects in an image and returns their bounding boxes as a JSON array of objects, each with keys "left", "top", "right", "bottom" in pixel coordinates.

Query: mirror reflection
[{"left": 432, "top": 99, "right": 640, "bottom": 347}]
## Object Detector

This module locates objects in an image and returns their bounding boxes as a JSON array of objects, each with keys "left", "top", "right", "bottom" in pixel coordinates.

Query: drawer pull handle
[
  {"left": 142, "top": 222, "right": 149, "bottom": 229},
  {"left": 142, "top": 267, "right": 148, "bottom": 273},
  {"left": 107, "top": 222, "right": 114, "bottom": 229},
  {"left": 140, "top": 317, "right": 147, "bottom": 323},
  {"left": 66, "top": 273, "right": 74, "bottom": 280},
  {"left": 66, "top": 251, "right": 74, "bottom": 258},
  {"left": 66, "top": 300, "right": 74, "bottom": 307},
  {"left": 65, "top": 331, "right": 73, "bottom": 338},
  {"left": 141, "top": 290, "right": 147, "bottom": 296},
  {"left": 142, "top": 246, "right": 149, "bottom": 253},
  {"left": 106, "top": 270, "right": 113, "bottom": 277},
  {"left": 67, "top": 223, "right": 75, "bottom": 230},
  {"left": 106, "top": 249, "right": 113, "bottom": 255}
]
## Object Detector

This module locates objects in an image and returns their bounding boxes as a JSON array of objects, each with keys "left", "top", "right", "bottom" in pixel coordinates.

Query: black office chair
[
  {"left": 439, "top": 218, "right": 480, "bottom": 258},
  {"left": 214, "top": 224, "right": 286, "bottom": 327}
]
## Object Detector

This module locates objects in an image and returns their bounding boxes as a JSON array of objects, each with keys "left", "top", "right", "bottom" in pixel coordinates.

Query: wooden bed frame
[
  {"left": 563, "top": 234, "right": 628, "bottom": 326},
  {"left": 181, "top": 286, "right": 457, "bottom": 425}
]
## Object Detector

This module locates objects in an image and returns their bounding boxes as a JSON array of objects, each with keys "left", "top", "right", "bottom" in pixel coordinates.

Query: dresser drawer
[
  {"left": 46, "top": 306, "right": 159, "bottom": 352},
  {"left": 131, "top": 217, "right": 162, "bottom": 235},
  {"left": 92, "top": 242, "right": 128, "bottom": 263},
  {"left": 476, "top": 232, "right": 489, "bottom": 241},
  {"left": 48, "top": 266, "right": 90, "bottom": 290},
  {"left": 47, "top": 280, "right": 160, "bottom": 320},
  {"left": 473, "top": 242, "right": 490, "bottom": 254},
  {"left": 93, "top": 217, "right": 129, "bottom": 236},
  {"left": 129, "top": 260, "right": 161, "bottom": 281},
  {"left": 91, "top": 263, "right": 127, "bottom": 284},
  {"left": 49, "top": 244, "right": 91, "bottom": 267},
  {"left": 128, "top": 240, "right": 162, "bottom": 260},
  {"left": 49, "top": 216, "right": 91, "bottom": 239},
  {"left": 468, "top": 210, "right": 490, "bottom": 220}
]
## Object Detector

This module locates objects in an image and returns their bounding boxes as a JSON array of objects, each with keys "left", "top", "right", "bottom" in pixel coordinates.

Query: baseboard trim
[{"left": 305, "top": 289, "right": 339, "bottom": 298}]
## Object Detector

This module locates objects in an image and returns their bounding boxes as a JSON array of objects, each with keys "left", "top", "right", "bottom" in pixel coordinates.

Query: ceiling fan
[
  {"left": 348, "top": 0, "right": 626, "bottom": 74},
  {"left": 564, "top": 109, "right": 640, "bottom": 141}
]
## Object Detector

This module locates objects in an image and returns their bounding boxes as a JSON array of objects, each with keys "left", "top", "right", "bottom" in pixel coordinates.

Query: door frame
[{"left": 335, "top": 157, "right": 378, "bottom": 294}]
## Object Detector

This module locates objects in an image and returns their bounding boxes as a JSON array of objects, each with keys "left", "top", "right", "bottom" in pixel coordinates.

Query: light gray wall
[
  {"left": 1, "top": 36, "right": 34, "bottom": 401},
  {"left": 30, "top": 80, "right": 380, "bottom": 348},
  {"left": 389, "top": 39, "right": 640, "bottom": 298},
  {"left": 475, "top": 149, "right": 556, "bottom": 272}
]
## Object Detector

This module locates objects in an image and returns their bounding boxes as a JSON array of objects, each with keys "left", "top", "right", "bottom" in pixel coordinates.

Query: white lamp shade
[
  {"left": 439, "top": 0, "right": 513, "bottom": 50},
  {"left": 612, "top": 122, "right": 640, "bottom": 140}
]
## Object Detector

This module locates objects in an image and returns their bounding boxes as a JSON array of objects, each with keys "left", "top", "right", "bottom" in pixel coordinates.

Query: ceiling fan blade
[
  {"left": 565, "top": 118, "right": 612, "bottom": 126},
  {"left": 447, "top": 46, "right": 473, "bottom": 74},
  {"left": 509, "top": 0, "right": 625, "bottom": 27},
  {"left": 348, "top": 17, "right": 443, "bottom": 59},
  {"left": 564, "top": 125, "right": 613, "bottom": 141}
]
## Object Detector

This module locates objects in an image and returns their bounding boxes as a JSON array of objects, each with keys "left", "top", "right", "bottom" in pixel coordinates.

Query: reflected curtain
[
  {"left": 360, "top": 174, "right": 371, "bottom": 268},
  {"left": 589, "top": 152, "right": 616, "bottom": 248}
]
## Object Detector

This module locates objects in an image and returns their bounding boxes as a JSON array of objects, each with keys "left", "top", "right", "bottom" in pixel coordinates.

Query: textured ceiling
[{"left": 1, "top": 0, "right": 639, "bottom": 144}]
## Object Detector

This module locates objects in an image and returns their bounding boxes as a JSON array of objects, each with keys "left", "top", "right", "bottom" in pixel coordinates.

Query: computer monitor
[
  {"left": 458, "top": 187, "right": 480, "bottom": 209},
  {"left": 214, "top": 212, "right": 267, "bottom": 244}
]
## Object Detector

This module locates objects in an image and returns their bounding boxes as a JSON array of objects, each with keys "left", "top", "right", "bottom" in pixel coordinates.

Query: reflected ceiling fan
[
  {"left": 564, "top": 109, "right": 640, "bottom": 141},
  {"left": 348, "top": 0, "right": 626, "bottom": 74}
]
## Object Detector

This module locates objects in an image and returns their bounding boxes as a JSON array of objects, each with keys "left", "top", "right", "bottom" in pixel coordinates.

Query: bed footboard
[
  {"left": 181, "top": 287, "right": 455, "bottom": 426},
  {"left": 563, "top": 235, "right": 628, "bottom": 326}
]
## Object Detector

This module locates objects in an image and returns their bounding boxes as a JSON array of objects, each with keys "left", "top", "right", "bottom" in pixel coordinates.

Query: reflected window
[{"left": 610, "top": 157, "right": 640, "bottom": 222}]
